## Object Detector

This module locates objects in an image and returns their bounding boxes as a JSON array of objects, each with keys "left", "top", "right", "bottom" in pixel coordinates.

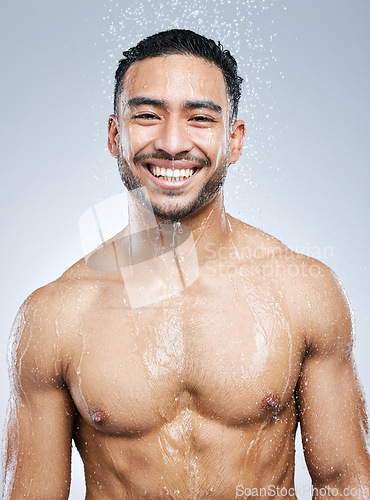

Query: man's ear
[
  {"left": 107, "top": 114, "right": 119, "bottom": 158},
  {"left": 229, "top": 120, "right": 246, "bottom": 164}
]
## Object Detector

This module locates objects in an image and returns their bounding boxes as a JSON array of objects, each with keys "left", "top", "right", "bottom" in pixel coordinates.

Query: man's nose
[{"left": 153, "top": 117, "right": 193, "bottom": 157}]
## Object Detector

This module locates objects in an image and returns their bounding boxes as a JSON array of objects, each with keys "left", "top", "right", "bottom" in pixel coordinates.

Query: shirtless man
[{"left": 3, "top": 29, "right": 370, "bottom": 499}]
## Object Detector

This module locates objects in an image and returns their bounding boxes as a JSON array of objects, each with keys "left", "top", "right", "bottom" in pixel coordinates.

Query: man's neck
[
  {"left": 126, "top": 190, "right": 230, "bottom": 266},
  {"left": 176, "top": 192, "right": 230, "bottom": 266}
]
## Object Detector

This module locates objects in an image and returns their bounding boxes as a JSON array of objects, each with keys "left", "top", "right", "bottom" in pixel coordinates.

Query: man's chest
[{"left": 64, "top": 277, "right": 304, "bottom": 434}]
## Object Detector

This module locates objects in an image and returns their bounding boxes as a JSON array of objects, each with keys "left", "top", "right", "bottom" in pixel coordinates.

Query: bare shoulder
[
  {"left": 49, "top": 254, "right": 120, "bottom": 307},
  {"left": 9, "top": 257, "right": 118, "bottom": 384},
  {"left": 283, "top": 252, "right": 353, "bottom": 356},
  {"left": 16, "top": 256, "right": 109, "bottom": 325},
  {"left": 228, "top": 215, "right": 352, "bottom": 352}
]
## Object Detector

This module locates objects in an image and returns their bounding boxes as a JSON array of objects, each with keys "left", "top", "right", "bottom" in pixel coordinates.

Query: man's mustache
[{"left": 133, "top": 152, "right": 211, "bottom": 168}]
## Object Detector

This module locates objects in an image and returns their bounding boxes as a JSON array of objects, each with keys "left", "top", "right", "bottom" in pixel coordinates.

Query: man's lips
[
  {"left": 139, "top": 159, "right": 202, "bottom": 188},
  {"left": 141, "top": 158, "right": 202, "bottom": 170}
]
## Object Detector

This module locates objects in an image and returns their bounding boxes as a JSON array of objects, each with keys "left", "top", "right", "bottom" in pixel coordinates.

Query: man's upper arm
[
  {"left": 2, "top": 287, "right": 76, "bottom": 499},
  {"left": 295, "top": 259, "right": 370, "bottom": 496}
]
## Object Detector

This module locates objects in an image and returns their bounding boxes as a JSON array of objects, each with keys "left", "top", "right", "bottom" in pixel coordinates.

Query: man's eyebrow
[
  {"left": 125, "top": 97, "right": 222, "bottom": 114},
  {"left": 126, "top": 97, "right": 167, "bottom": 108},
  {"left": 183, "top": 100, "right": 222, "bottom": 114}
]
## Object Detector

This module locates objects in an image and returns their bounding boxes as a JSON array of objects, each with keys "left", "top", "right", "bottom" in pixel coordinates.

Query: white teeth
[{"left": 149, "top": 166, "right": 196, "bottom": 180}]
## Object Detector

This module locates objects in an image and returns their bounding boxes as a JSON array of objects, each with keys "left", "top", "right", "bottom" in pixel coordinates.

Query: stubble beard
[{"left": 117, "top": 149, "right": 230, "bottom": 222}]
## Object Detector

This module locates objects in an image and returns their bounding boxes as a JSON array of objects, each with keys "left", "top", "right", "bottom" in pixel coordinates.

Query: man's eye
[
  {"left": 190, "top": 116, "right": 215, "bottom": 123},
  {"left": 134, "top": 113, "right": 159, "bottom": 120}
]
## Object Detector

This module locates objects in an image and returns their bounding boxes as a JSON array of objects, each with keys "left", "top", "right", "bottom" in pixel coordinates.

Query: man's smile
[{"left": 139, "top": 158, "right": 203, "bottom": 190}]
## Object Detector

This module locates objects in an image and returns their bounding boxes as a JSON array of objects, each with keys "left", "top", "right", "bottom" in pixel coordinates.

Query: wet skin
[
  {"left": 55, "top": 223, "right": 303, "bottom": 499},
  {"left": 3, "top": 55, "right": 370, "bottom": 499}
]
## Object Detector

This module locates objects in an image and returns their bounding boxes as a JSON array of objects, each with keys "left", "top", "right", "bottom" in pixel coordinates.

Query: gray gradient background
[{"left": 1, "top": 0, "right": 369, "bottom": 498}]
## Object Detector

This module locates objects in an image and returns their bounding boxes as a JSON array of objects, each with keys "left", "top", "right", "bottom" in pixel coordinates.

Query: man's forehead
[{"left": 121, "top": 54, "right": 229, "bottom": 108}]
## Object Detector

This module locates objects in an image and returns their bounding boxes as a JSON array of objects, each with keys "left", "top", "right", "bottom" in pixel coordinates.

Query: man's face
[{"left": 108, "top": 54, "right": 245, "bottom": 221}]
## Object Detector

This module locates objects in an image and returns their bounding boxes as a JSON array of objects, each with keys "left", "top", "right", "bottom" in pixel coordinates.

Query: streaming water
[
  {"left": 4, "top": 0, "right": 370, "bottom": 498},
  {"left": 99, "top": 0, "right": 285, "bottom": 200},
  {"left": 4, "top": 1, "right": 315, "bottom": 498}
]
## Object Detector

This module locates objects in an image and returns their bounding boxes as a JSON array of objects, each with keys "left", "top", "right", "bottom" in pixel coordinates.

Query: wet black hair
[{"left": 114, "top": 29, "right": 243, "bottom": 121}]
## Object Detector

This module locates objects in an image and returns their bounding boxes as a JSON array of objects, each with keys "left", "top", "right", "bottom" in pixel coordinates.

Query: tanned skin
[{"left": 3, "top": 55, "right": 370, "bottom": 499}]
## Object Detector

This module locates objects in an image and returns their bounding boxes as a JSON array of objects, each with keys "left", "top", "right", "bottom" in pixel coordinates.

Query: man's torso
[{"left": 56, "top": 219, "right": 307, "bottom": 499}]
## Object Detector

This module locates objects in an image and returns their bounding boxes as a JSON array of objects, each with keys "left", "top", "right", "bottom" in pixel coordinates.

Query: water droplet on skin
[{"left": 41, "top": 2, "right": 299, "bottom": 497}]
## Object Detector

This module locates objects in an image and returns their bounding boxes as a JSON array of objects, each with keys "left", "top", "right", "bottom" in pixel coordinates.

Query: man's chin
[
  {"left": 150, "top": 188, "right": 217, "bottom": 222},
  {"left": 150, "top": 202, "right": 199, "bottom": 223}
]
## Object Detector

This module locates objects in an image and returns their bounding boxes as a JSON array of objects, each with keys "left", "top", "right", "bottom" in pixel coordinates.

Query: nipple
[
  {"left": 262, "top": 394, "right": 281, "bottom": 414},
  {"left": 91, "top": 409, "right": 109, "bottom": 426}
]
